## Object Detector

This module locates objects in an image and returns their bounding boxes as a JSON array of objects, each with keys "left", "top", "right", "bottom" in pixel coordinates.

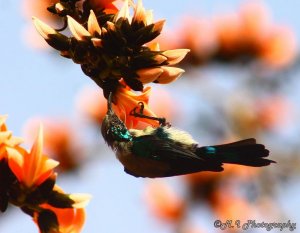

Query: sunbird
[{"left": 101, "top": 94, "right": 275, "bottom": 178}]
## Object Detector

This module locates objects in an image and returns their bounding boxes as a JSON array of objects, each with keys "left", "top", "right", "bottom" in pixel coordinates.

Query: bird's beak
[{"left": 107, "top": 92, "right": 114, "bottom": 114}]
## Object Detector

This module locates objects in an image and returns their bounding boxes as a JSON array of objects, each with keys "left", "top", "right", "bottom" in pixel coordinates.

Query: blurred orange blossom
[
  {"left": 23, "top": 118, "right": 83, "bottom": 172},
  {"left": 210, "top": 185, "right": 255, "bottom": 224},
  {"left": 144, "top": 180, "right": 185, "bottom": 222}
]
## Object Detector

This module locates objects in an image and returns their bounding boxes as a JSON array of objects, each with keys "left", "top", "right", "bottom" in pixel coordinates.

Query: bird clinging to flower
[{"left": 101, "top": 93, "right": 275, "bottom": 178}]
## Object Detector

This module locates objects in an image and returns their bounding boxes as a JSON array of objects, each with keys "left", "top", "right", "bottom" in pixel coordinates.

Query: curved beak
[{"left": 107, "top": 92, "right": 114, "bottom": 114}]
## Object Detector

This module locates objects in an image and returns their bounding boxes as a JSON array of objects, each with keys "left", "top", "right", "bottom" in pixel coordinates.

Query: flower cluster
[
  {"left": 33, "top": 0, "right": 189, "bottom": 128},
  {"left": 0, "top": 115, "right": 90, "bottom": 233}
]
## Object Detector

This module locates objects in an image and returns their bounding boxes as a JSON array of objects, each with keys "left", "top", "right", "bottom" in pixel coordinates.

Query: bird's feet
[{"left": 130, "top": 102, "right": 171, "bottom": 127}]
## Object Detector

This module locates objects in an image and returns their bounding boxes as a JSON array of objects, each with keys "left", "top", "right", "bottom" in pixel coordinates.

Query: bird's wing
[
  {"left": 131, "top": 135, "right": 225, "bottom": 177},
  {"left": 132, "top": 135, "right": 202, "bottom": 161}
]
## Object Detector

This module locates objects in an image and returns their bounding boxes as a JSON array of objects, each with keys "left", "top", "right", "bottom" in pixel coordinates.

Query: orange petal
[
  {"left": 153, "top": 54, "right": 167, "bottom": 64},
  {"left": 114, "top": 0, "right": 130, "bottom": 22},
  {"left": 152, "top": 20, "right": 165, "bottom": 34},
  {"left": 5, "top": 136, "right": 24, "bottom": 147},
  {"left": 8, "top": 126, "right": 59, "bottom": 187},
  {"left": 88, "top": 10, "right": 101, "bottom": 35},
  {"left": 54, "top": 3, "right": 64, "bottom": 13},
  {"left": 162, "top": 49, "right": 190, "bottom": 65},
  {"left": 145, "top": 10, "right": 154, "bottom": 25},
  {"left": 0, "top": 131, "right": 12, "bottom": 144},
  {"left": 7, "top": 147, "right": 26, "bottom": 182},
  {"left": 32, "top": 17, "right": 57, "bottom": 40},
  {"left": 0, "top": 115, "right": 23, "bottom": 160},
  {"left": 133, "top": 0, "right": 147, "bottom": 24},
  {"left": 114, "top": 85, "right": 159, "bottom": 128},
  {"left": 36, "top": 203, "right": 86, "bottom": 233},
  {"left": 106, "top": 21, "right": 116, "bottom": 31},
  {"left": 0, "top": 115, "right": 8, "bottom": 129},
  {"left": 156, "top": 66, "right": 185, "bottom": 84},
  {"left": 69, "top": 193, "right": 92, "bottom": 208},
  {"left": 67, "top": 16, "right": 91, "bottom": 41},
  {"left": 91, "top": 38, "right": 103, "bottom": 47},
  {"left": 137, "top": 67, "right": 163, "bottom": 83},
  {"left": 148, "top": 42, "right": 160, "bottom": 51}
]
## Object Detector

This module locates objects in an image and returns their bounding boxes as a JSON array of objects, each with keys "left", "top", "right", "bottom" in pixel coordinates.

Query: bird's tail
[{"left": 196, "top": 138, "right": 275, "bottom": 168}]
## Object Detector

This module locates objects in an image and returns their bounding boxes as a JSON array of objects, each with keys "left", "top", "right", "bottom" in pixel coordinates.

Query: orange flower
[
  {"left": 239, "top": 1, "right": 271, "bottom": 46},
  {"left": 24, "top": 118, "right": 82, "bottom": 172},
  {"left": 215, "top": 13, "right": 242, "bottom": 58},
  {"left": 6, "top": 126, "right": 59, "bottom": 188},
  {"left": 144, "top": 180, "right": 185, "bottom": 222},
  {"left": 185, "top": 171, "right": 221, "bottom": 185},
  {"left": 172, "top": 17, "right": 218, "bottom": 64},
  {"left": 239, "top": 2, "right": 297, "bottom": 68},
  {"left": 0, "top": 115, "right": 23, "bottom": 160},
  {"left": 258, "top": 26, "right": 297, "bottom": 68},
  {"left": 87, "top": 0, "right": 119, "bottom": 14},
  {"left": 257, "top": 96, "right": 293, "bottom": 130},
  {"left": 113, "top": 84, "right": 159, "bottom": 129},
  {"left": 36, "top": 205, "right": 85, "bottom": 233},
  {"left": 34, "top": 185, "right": 90, "bottom": 233},
  {"left": 211, "top": 185, "right": 255, "bottom": 223}
]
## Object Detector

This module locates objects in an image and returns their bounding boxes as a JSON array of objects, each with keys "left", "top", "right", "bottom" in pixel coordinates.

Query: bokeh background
[{"left": 1, "top": 0, "right": 300, "bottom": 232}]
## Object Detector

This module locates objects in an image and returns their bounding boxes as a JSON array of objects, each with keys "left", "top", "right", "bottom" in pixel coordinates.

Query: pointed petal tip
[
  {"left": 32, "top": 17, "right": 57, "bottom": 40},
  {"left": 55, "top": 3, "right": 65, "bottom": 13},
  {"left": 163, "top": 49, "right": 191, "bottom": 65},
  {"left": 156, "top": 66, "right": 185, "bottom": 84},
  {"left": 91, "top": 38, "right": 102, "bottom": 47},
  {"left": 114, "top": 0, "right": 130, "bottom": 21},
  {"left": 153, "top": 19, "right": 166, "bottom": 32},
  {"left": 154, "top": 54, "right": 168, "bottom": 64},
  {"left": 37, "top": 123, "right": 44, "bottom": 144},
  {"left": 149, "top": 42, "right": 160, "bottom": 51},
  {"left": 0, "top": 114, "right": 8, "bottom": 126},
  {"left": 67, "top": 15, "right": 91, "bottom": 40},
  {"left": 88, "top": 10, "right": 101, "bottom": 35},
  {"left": 137, "top": 67, "right": 164, "bottom": 83},
  {"left": 106, "top": 21, "right": 116, "bottom": 31},
  {"left": 70, "top": 194, "right": 92, "bottom": 208}
]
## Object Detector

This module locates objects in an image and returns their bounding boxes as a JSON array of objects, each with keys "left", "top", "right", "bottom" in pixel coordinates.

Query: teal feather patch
[
  {"left": 111, "top": 126, "right": 132, "bottom": 141},
  {"left": 205, "top": 146, "right": 216, "bottom": 155}
]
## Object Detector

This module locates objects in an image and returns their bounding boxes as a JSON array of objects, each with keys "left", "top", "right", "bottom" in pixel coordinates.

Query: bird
[{"left": 101, "top": 93, "right": 275, "bottom": 178}]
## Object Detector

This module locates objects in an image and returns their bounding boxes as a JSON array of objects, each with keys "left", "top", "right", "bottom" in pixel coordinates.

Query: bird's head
[{"left": 101, "top": 93, "right": 132, "bottom": 147}]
